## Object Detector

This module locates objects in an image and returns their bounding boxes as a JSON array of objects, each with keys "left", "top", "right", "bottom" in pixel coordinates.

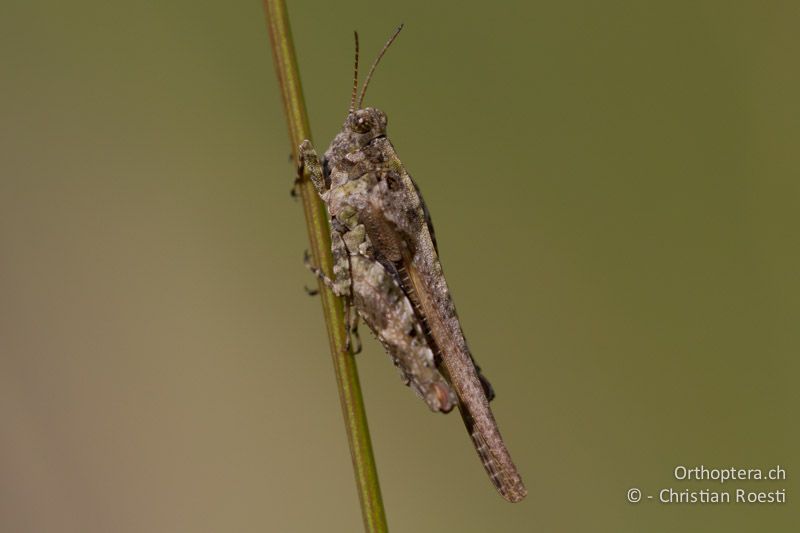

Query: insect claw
[
  {"left": 290, "top": 176, "right": 302, "bottom": 199},
  {"left": 350, "top": 328, "right": 362, "bottom": 354}
]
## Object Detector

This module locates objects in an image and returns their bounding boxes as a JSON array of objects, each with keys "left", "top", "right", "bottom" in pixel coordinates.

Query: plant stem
[{"left": 262, "top": 2, "right": 388, "bottom": 531}]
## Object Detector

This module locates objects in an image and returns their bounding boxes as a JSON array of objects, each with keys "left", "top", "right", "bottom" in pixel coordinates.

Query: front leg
[{"left": 298, "top": 140, "right": 327, "bottom": 197}]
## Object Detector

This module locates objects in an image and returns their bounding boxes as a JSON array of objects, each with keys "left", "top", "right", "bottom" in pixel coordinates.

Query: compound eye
[{"left": 350, "top": 112, "right": 372, "bottom": 133}]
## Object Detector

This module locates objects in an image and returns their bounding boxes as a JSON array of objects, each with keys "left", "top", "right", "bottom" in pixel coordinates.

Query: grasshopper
[{"left": 299, "top": 25, "right": 526, "bottom": 502}]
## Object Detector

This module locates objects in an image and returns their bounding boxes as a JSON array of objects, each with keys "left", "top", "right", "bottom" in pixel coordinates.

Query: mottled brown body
[
  {"left": 351, "top": 247, "right": 457, "bottom": 413},
  {"left": 298, "top": 28, "right": 526, "bottom": 502}
]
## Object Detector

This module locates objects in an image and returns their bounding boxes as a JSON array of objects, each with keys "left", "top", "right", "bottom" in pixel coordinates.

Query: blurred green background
[{"left": 1, "top": 1, "right": 797, "bottom": 531}]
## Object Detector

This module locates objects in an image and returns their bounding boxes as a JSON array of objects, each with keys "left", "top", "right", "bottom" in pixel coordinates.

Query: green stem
[{"left": 262, "top": 2, "right": 388, "bottom": 531}]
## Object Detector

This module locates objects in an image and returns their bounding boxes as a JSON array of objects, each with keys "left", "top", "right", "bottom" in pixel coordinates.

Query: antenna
[
  {"left": 349, "top": 31, "right": 360, "bottom": 113},
  {"left": 356, "top": 24, "right": 404, "bottom": 110}
]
